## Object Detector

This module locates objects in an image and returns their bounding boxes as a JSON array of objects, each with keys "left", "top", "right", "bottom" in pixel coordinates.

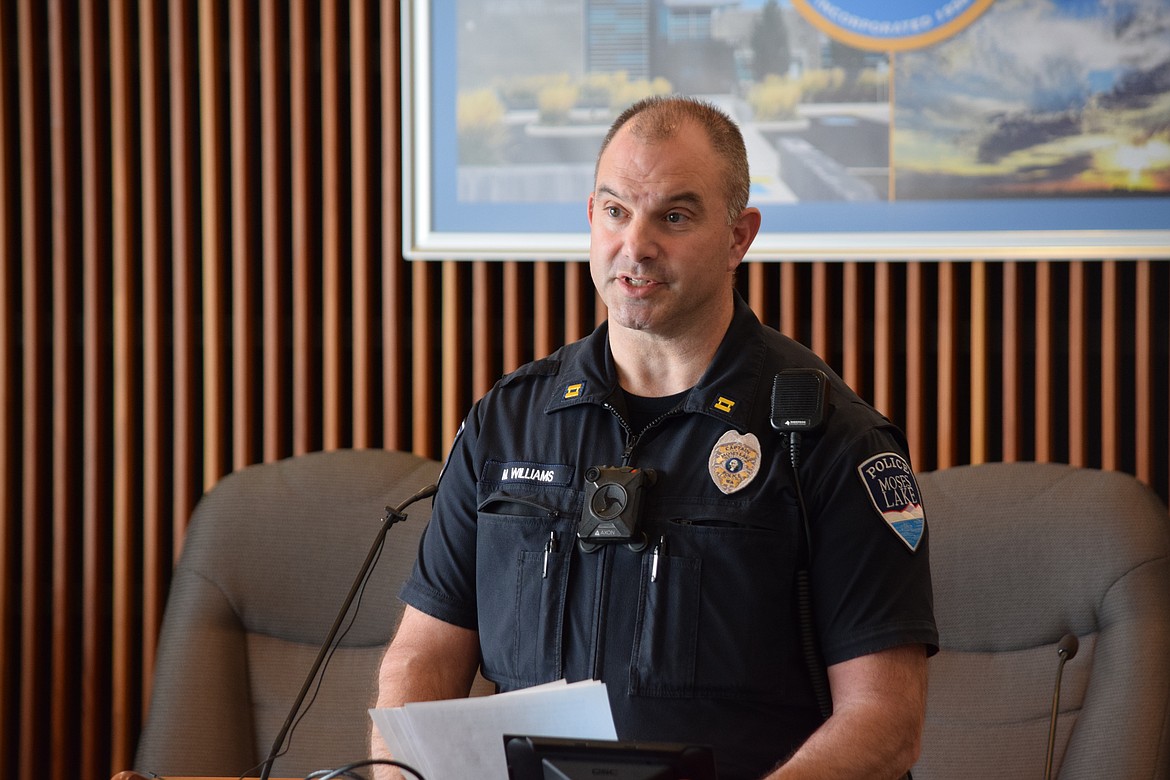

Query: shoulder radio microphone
[
  {"left": 769, "top": 367, "right": 833, "bottom": 721},
  {"left": 770, "top": 367, "right": 829, "bottom": 435}
]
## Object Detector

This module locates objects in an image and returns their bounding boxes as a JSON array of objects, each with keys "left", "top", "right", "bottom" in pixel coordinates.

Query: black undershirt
[{"left": 621, "top": 387, "right": 689, "bottom": 433}]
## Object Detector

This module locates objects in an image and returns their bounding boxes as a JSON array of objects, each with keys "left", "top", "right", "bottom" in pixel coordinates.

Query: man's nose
[{"left": 621, "top": 216, "right": 660, "bottom": 262}]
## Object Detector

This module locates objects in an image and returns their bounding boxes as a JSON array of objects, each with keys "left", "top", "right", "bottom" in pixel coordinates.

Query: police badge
[{"left": 708, "top": 430, "right": 762, "bottom": 494}]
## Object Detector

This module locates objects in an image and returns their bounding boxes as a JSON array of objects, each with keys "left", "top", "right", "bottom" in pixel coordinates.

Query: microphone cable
[
  {"left": 785, "top": 429, "right": 833, "bottom": 722},
  {"left": 770, "top": 368, "right": 833, "bottom": 722},
  {"left": 305, "top": 758, "right": 427, "bottom": 780}
]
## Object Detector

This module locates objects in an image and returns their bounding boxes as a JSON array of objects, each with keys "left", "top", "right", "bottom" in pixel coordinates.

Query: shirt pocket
[
  {"left": 475, "top": 492, "right": 574, "bottom": 690},
  {"left": 629, "top": 511, "right": 799, "bottom": 701}
]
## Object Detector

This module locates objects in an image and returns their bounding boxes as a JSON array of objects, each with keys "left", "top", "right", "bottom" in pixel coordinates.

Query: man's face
[{"left": 587, "top": 121, "right": 752, "bottom": 340}]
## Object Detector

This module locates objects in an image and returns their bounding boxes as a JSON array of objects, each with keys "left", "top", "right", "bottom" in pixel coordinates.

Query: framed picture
[{"left": 401, "top": 0, "right": 1170, "bottom": 260}]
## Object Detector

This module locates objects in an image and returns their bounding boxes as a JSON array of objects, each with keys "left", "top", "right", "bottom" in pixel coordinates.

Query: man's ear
[
  {"left": 729, "top": 207, "right": 762, "bottom": 267},
  {"left": 587, "top": 193, "right": 595, "bottom": 227}
]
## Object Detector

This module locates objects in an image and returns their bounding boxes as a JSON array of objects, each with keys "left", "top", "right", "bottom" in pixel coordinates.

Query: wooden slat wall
[{"left": 0, "top": 1, "right": 1168, "bottom": 777}]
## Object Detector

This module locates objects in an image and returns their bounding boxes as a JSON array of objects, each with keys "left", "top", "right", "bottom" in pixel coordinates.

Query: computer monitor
[{"left": 503, "top": 734, "right": 718, "bottom": 780}]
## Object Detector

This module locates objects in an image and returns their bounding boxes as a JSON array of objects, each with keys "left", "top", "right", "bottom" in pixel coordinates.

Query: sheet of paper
[
  {"left": 370, "top": 679, "right": 617, "bottom": 780},
  {"left": 369, "top": 706, "right": 416, "bottom": 775}
]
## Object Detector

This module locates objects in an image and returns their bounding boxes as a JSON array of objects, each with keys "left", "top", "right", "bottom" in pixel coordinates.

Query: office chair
[
  {"left": 132, "top": 448, "right": 448, "bottom": 778},
  {"left": 912, "top": 462, "right": 1170, "bottom": 779}
]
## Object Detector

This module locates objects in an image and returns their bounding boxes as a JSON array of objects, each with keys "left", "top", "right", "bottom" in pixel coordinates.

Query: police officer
[{"left": 372, "top": 95, "right": 936, "bottom": 780}]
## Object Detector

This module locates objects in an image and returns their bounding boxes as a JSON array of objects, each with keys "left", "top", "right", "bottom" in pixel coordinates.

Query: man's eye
[
  {"left": 606, "top": 206, "right": 623, "bottom": 218},
  {"left": 665, "top": 212, "right": 687, "bottom": 224}
]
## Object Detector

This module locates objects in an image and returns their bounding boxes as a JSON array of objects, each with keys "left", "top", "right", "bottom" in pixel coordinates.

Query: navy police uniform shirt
[{"left": 400, "top": 292, "right": 938, "bottom": 780}]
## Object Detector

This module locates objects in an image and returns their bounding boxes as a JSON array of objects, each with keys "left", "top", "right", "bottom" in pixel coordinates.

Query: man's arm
[
  {"left": 763, "top": 643, "right": 929, "bottom": 780},
  {"left": 370, "top": 605, "right": 481, "bottom": 776}
]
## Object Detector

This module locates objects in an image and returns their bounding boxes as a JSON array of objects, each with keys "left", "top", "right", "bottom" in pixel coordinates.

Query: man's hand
[{"left": 370, "top": 607, "right": 481, "bottom": 780}]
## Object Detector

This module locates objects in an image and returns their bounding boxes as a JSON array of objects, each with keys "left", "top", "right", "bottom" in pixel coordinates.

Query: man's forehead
[
  {"left": 594, "top": 180, "right": 704, "bottom": 209},
  {"left": 603, "top": 125, "right": 711, "bottom": 183}
]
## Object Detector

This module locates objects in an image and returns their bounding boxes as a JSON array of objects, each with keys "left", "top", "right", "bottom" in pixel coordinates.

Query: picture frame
[{"left": 401, "top": 0, "right": 1170, "bottom": 261}]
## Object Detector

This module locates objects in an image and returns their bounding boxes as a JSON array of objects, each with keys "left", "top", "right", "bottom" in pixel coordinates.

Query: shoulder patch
[{"left": 856, "top": 452, "right": 925, "bottom": 552}]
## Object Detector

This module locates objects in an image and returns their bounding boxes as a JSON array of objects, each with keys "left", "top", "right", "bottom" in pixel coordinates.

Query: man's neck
[{"left": 609, "top": 309, "right": 733, "bottom": 397}]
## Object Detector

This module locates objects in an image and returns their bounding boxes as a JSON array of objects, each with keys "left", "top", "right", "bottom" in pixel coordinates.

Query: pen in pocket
[
  {"left": 650, "top": 534, "right": 666, "bottom": 582},
  {"left": 542, "top": 530, "right": 557, "bottom": 579}
]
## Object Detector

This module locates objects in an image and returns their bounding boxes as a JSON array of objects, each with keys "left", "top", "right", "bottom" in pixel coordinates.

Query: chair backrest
[
  {"left": 912, "top": 462, "right": 1170, "bottom": 779},
  {"left": 133, "top": 448, "right": 443, "bottom": 778}
]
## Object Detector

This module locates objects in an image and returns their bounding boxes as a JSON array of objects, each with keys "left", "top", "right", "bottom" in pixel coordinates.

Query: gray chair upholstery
[
  {"left": 912, "top": 462, "right": 1170, "bottom": 779},
  {"left": 133, "top": 448, "right": 444, "bottom": 778}
]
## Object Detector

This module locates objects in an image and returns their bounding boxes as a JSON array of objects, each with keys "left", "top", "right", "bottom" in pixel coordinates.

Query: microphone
[
  {"left": 769, "top": 368, "right": 832, "bottom": 720},
  {"left": 770, "top": 368, "right": 829, "bottom": 438},
  {"left": 257, "top": 482, "right": 439, "bottom": 780},
  {"left": 1043, "top": 633, "right": 1079, "bottom": 780}
]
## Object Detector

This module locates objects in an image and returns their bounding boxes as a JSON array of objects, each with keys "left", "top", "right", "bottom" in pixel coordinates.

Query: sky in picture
[{"left": 892, "top": 0, "right": 1170, "bottom": 198}]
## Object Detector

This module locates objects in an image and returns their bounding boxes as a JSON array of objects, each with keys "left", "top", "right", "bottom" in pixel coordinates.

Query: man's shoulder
[
  {"left": 491, "top": 335, "right": 601, "bottom": 395},
  {"left": 499, "top": 354, "right": 562, "bottom": 385}
]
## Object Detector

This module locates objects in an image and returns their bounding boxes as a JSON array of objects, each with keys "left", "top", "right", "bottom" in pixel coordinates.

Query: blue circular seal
[{"left": 792, "top": 0, "right": 996, "bottom": 52}]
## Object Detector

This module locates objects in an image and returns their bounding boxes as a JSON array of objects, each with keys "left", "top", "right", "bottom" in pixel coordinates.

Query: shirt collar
[{"left": 544, "top": 292, "right": 767, "bottom": 429}]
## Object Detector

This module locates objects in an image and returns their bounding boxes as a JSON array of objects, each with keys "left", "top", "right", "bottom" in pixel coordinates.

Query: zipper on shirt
[
  {"left": 601, "top": 401, "right": 637, "bottom": 466},
  {"left": 602, "top": 400, "right": 683, "bottom": 466},
  {"left": 476, "top": 495, "right": 562, "bottom": 518},
  {"left": 590, "top": 398, "right": 681, "bottom": 677},
  {"left": 589, "top": 543, "right": 614, "bottom": 680}
]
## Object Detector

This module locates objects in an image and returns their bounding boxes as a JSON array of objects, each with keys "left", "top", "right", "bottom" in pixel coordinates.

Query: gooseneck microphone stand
[
  {"left": 257, "top": 482, "right": 439, "bottom": 780},
  {"left": 1043, "top": 633, "right": 1080, "bottom": 780}
]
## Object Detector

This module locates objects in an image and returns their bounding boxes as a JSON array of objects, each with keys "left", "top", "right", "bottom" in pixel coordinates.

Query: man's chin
[
  {"left": 608, "top": 305, "right": 664, "bottom": 335},
  {"left": 610, "top": 314, "right": 652, "bottom": 333}
]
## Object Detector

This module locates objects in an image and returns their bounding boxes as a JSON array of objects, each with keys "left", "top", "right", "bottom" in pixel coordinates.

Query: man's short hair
[{"left": 595, "top": 95, "right": 751, "bottom": 225}]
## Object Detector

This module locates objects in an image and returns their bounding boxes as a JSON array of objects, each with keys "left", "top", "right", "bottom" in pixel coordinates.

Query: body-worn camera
[{"left": 577, "top": 465, "right": 656, "bottom": 552}]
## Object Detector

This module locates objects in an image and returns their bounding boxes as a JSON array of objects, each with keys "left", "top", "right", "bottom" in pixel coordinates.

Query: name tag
[{"left": 490, "top": 460, "right": 574, "bottom": 486}]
